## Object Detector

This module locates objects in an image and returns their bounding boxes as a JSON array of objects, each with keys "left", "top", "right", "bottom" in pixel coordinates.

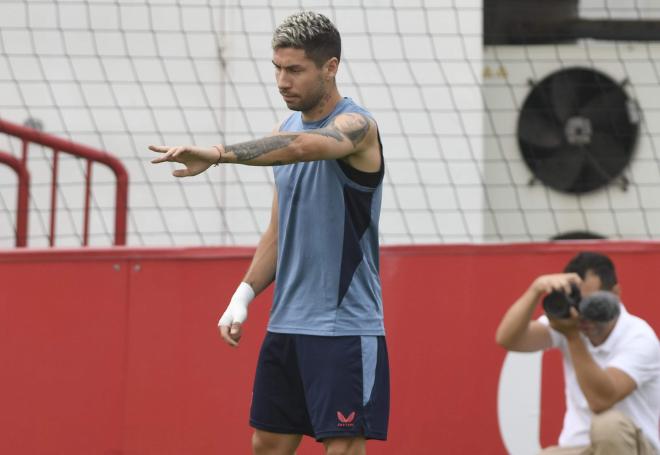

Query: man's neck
[{"left": 301, "top": 88, "right": 342, "bottom": 123}]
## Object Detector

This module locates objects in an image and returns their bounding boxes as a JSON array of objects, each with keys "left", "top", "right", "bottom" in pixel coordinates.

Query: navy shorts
[{"left": 249, "top": 332, "right": 389, "bottom": 441}]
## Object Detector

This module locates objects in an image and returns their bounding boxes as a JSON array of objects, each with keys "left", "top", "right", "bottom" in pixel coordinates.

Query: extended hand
[{"left": 149, "top": 144, "right": 221, "bottom": 177}]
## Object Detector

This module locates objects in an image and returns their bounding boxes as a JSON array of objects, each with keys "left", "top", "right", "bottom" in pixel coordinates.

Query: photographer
[{"left": 496, "top": 252, "right": 660, "bottom": 454}]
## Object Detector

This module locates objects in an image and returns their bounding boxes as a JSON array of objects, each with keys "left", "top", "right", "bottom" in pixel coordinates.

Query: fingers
[
  {"left": 534, "top": 273, "right": 583, "bottom": 295},
  {"left": 560, "top": 273, "right": 582, "bottom": 294},
  {"left": 172, "top": 168, "right": 191, "bottom": 178},
  {"left": 149, "top": 145, "right": 186, "bottom": 164},
  {"left": 230, "top": 323, "right": 242, "bottom": 340},
  {"left": 219, "top": 321, "right": 243, "bottom": 347},
  {"left": 533, "top": 275, "right": 556, "bottom": 294},
  {"left": 558, "top": 278, "right": 573, "bottom": 295},
  {"left": 150, "top": 145, "right": 215, "bottom": 178},
  {"left": 150, "top": 145, "right": 174, "bottom": 163},
  {"left": 554, "top": 276, "right": 575, "bottom": 295},
  {"left": 149, "top": 145, "right": 168, "bottom": 153},
  {"left": 149, "top": 145, "right": 172, "bottom": 163},
  {"left": 219, "top": 324, "right": 240, "bottom": 347},
  {"left": 566, "top": 273, "right": 583, "bottom": 285}
]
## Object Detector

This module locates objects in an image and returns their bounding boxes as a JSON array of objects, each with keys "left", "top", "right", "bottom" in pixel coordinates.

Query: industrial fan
[{"left": 517, "top": 67, "right": 640, "bottom": 194}]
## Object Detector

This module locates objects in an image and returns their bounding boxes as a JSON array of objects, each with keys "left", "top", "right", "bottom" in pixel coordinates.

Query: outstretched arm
[
  {"left": 216, "top": 113, "right": 375, "bottom": 165},
  {"left": 149, "top": 112, "right": 381, "bottom": 177}
]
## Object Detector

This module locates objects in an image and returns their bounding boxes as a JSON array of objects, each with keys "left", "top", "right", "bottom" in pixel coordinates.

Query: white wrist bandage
[{"left": 218, "top": 282, "right": 255, "bottom": 327}]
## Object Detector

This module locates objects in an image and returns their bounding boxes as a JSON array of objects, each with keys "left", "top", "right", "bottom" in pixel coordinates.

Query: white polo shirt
[{"left": 539, "top": 304, "right": 660, "bottom": 451}]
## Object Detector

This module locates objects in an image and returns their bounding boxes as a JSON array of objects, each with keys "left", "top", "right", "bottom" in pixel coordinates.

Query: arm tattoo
[
  {"left": 331, "top": 113, "right": 370, "bottom": 147},
  {"left": 225, "top": 135, "right": 297, "bottom": 162},
  {"left": 224, "top": 113, "right": 370, "bottom": 163},
  {"left": 305, "top": 127, "right": 344, "bottom": 142},
  {"left": 225, "top": 127, "right": 346, "bottom": 163}
]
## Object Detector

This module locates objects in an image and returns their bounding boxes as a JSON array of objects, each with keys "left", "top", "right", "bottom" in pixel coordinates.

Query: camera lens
[
  {"left": 542, "top": 291, "right": 573, "bottom": 319},
  {"left": 542, "top": 283, "right": 581, "bottom": 319}
]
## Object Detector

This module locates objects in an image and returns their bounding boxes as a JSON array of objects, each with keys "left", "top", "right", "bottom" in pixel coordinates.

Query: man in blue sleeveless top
[{"left": 150, "top": 11, "right": 388, "bottom": 455}]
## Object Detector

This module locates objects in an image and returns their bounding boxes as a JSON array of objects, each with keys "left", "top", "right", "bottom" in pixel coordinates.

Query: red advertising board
[{"left": 1, "top": 242, "right": 658, "bottom": 454}]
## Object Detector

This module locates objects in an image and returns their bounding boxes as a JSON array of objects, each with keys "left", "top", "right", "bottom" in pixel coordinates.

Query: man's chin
[{"left": 284, "top": 101, "right": 302, "bottom": 111}]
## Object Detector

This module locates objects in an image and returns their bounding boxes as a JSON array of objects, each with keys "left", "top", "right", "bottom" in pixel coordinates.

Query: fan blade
[
  {"left": 521, "top": 144, "right": 587, "bottom": 192},
  {"left": 538, "top": 146, "right": 587, "bottom": 192},
  {"left": 517, "top": 105, "right": 563, "bottom": 148},
  {"left": 550, "top": 71, "right": 581, "bottom": 122},
  {"left": 550, "top": 69, "right": 607, "bottom": 122},
  {"left": 586, "top": 131, "right": 631, "bottom": 179},
  {"left": 579, "top": 89, "right": 630, "bottom": 132}
]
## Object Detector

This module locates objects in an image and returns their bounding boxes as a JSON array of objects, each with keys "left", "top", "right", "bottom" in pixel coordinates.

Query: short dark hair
[
  {"left": 272, "top": 11, "right": 341, "bottom": 67},
  {"left": 564, "top": 251, "right": 618, "bottom": 290}
]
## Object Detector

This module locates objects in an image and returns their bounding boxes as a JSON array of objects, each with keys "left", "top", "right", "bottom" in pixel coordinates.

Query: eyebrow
[{"left": 272, "top": 61, "right": 305, "bottom": 70}]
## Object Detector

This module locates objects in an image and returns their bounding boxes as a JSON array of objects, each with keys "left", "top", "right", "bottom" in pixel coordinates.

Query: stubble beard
[{"left": 286, "top": 77, "right": 328, "bottom": 114}]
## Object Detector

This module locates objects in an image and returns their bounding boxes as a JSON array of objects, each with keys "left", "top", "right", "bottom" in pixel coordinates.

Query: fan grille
[{"left": 517, "top": 67, "right": 639, "bottom": 194}]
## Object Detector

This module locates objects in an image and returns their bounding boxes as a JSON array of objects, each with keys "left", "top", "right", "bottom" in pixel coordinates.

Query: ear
[
  {"left": 612, "top": 283, "right": 621, "bottom": 296},
  {"left": 324, "top": 57, "right": 339, "bottom": 79}
]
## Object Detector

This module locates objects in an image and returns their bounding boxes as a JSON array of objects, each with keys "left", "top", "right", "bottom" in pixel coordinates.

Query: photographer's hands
[
  {"left": 531, "top": 273, "right": 582, "bottom": 297},
  {"left": 529, "top": 273, "right": 582, "bottom": 338},
  {"left": 530, "top": 273, "right": 582, "bottom": 339},
  {"left": 548, "top": 306, "right": 581, "bottom": 339},
  {"left": 496, "top": 272, "right": 583, "bottom": 352}
]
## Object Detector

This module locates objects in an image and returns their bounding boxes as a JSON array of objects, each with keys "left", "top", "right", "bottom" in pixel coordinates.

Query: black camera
[{"left": 542, "top": 283, "right": 582, "bottom": 319}]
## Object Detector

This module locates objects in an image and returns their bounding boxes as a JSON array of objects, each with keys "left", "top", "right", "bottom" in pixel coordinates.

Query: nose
[{"left": 276, "top": 71, "right": 292, "bottom": 90}]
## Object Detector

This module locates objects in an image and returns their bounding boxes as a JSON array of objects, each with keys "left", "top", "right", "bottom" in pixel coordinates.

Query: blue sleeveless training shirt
[{"left": 268, "top": 97, "right": 385, "bottom": 336}]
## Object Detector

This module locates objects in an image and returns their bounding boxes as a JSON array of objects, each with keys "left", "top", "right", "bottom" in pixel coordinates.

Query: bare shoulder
[
  {"left": 330, "top": 112, "right": 378, "bottom": 148},
  {"left": 331, "top": 112, "right": 380, "bottom": 171}
]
